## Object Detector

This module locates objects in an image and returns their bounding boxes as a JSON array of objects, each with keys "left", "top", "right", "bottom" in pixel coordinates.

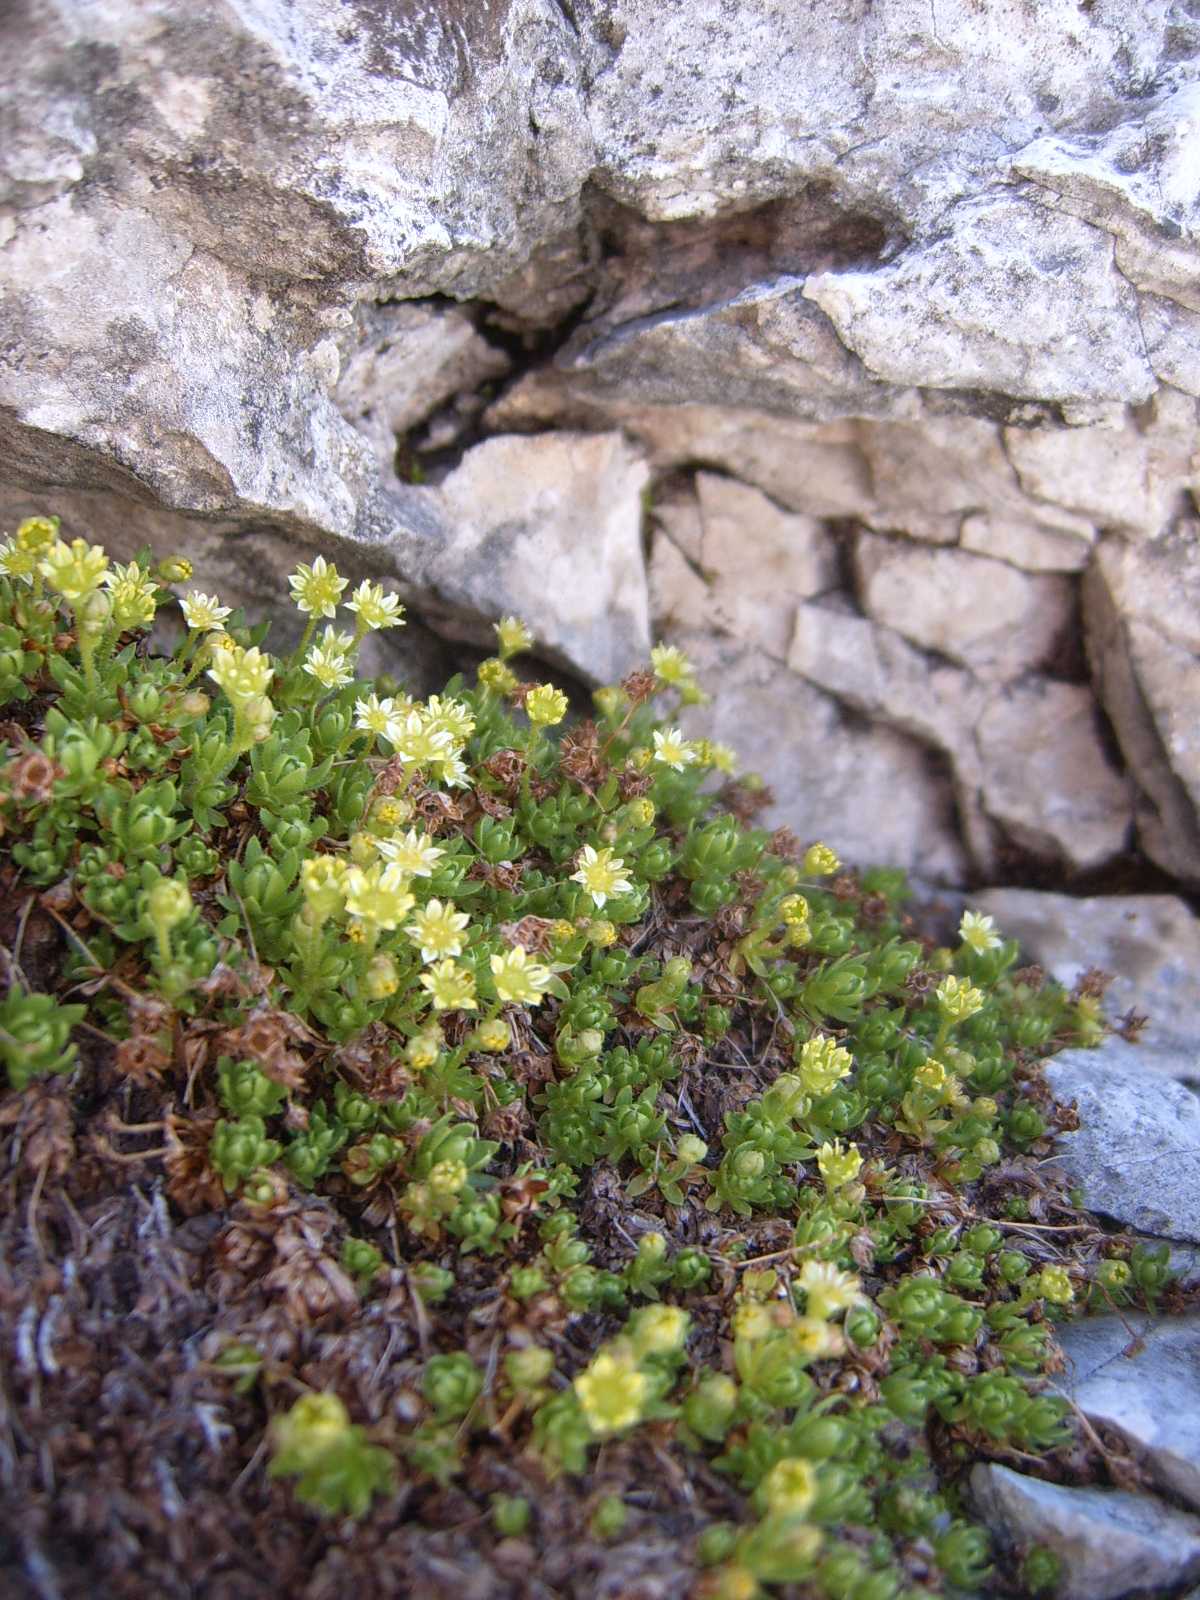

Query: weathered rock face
[{"left": 4, "top": 0, "right": 1200, "bottom": 885}]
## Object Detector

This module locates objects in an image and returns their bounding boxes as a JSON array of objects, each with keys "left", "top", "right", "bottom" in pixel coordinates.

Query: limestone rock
[
  {"left": 853, "top": 535, "right": 1073, "bottom": 682},
  {"left": 419, "top": 432, "right": 651, "bottom": 684},
  {"left": 1005, "top": 426, "right": 1160, "bottom": 540},
  {"left": 1012, "top": 83, "right": 1200, "bottom": 314},
  {"left": 788, "top": 602, "right": 982, "bottom": 756},
  {"left": 583, "top": 0, "right": 1192, "bottom": 236},
  {"left": 805, "top": 195, "right": 1155, "bottom": 406},
  {"left": 556, "top": 278, "right": 896, "bottom": 421},
  {"left": 1060, "top": 1316, "right": 1200, "bottom": 1512},
  {"left": 856, "top": 419, "right": 1020, "bottom": 540},
  {"left": 1044, "top": 1043, "right": 1200, "bottom": 1241},
  {"left": 959, "top": 512, "right": 1095, "bottom": 575},
  {"left": 1085, "top": 531, "right": 1200, "bottom": 884},
  {"left": 695, "top": 474, "right": 838, "bottom": 602},
  {"left": 789, "top": 603, "right": 1131, "bottom": 875},
  {"left": 650, "top": 474, "right": 840, "bottom": 660},
  {"left": 971, "top": 1463, "right": 1200, "bottom": 1600},
  {"left": 971, "top": 681, "right": 1132, "bottom": 873},
  {"left": 0, "top": 0, "right": 592, "bottom": 525},
  {"left": 335, "top": 304, "right": 510, "bottom": 476},
  {"left": 970, "top": 890, "right": 1200, "bottom": 1082},
  {"left": 674, "top": 632, "right": 968, "bottom": 885}
]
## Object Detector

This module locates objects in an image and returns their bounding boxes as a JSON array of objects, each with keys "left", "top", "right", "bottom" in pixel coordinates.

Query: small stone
[
  {"left": 971, "top": 1463, "right": 1200, "bottom": 1600},
  {"left": 1044, "top": 1042, "right": 1200, "bottom": 1241},
  {"left": 1059, "top": 1316, "right": 1200, "bottom": 1511}
]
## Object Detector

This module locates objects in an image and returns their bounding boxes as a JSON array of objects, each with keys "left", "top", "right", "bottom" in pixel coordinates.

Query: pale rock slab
[
  {"left": 1059, "top": 1316, "right": 1200, "bottom": 1512},
  {"left": 788, "top": 602, "right": 982, "bottom": 756},
  {"left": 970, "top": 889, "right": 1200, "bottom": 1082},
  {"left": 1140, "top": 296, "right": 1200, "bottom": 398},
  {"left": 1084, "top": 531, "right": 1200, "bottom": 883},
  {"left": 1044, "top": 1043, "right": 1200, "bottom": 1241},
  {"left": 959, "top": 512, "right": 1095, "bottom": 574},
  {"left": 486, "top": 388, "right": 884, "bottom": 524},
  {"left": 649, "top": 529, "right": 712, "bottom": 639},
  {"left": 674, "top": 632, "right": 968, "bottom": 885},
  {"left": 649, "top": 472, "right": 841, "bottom": 659},
  {"left": 790, "top": 604, "right": 1131, "bottom": 875},
  {"left": 971, "top": 1463, "right": 1200, "bottom": 1600},
  {"left": 415, "top": 432, "right": 651, "bottom": 684},
  {"left": 971, "top": 681, "right": 1132, "bottom": 873},
  {"left": 856, "top": 418, "right": 1023, "bottom": 527},
  {"left": 853, "top": 535, "right": 1073, "bottom": 682},
  {"left": 805, "top": 195, "right": 1156, "bottom": 405},
  {"left": 1005, "top": 425, "right": 1162, "bottom": 539},
  {"left": 695, "top": 474, "right": 838, "bottom": 602}
]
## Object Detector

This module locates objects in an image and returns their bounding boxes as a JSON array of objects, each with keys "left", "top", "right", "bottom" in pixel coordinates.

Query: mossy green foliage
[{"left": 0, "top": 517, "right": 1169, "bottom": 1599}]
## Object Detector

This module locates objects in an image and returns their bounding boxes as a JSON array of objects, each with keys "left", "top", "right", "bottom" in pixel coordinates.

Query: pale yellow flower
[
  {"left": 180, "top": 592, "right": 232, "bottom": 632},
  {"left": 209, "top": 643, "right": 274, "bottom": 702},
  {"left": 570, "top": 844, "right": 633, "bottom": 909},
  {"left": 343, "top": 862, "right": 415, "bottom": 931},
  {"left": 761, "top": 1457, "right": 818, "bottom": 1516},
  {"left": 40, "top": 538, "right": 109, "bottom": 600},
  {"left": 574, "top": 1350, "right": 647, "bottom": 1437},
  {"left": 490, "top": 945, "right": 553, "bottom": 1006},
  {"left": 795, "top": 1035, "right": 853, "bottom": 1096},
  {"left": 796, "top": 1260, "right": 865, "bottom": 1321},
  {"left": 494, "top": 616, "right": 533, "bottom": 659},
  {"left": 345, "top": 579, "right": 405, "bottom": 631},
  {"left": 419, "top": 958, "right": 477, "bottom": 1012},
  {"left": 651, "top": 727, "right": 696, "bottom": 770},
  {"left": 936, "top": 975, "right": 986, "bottom": 1022},
  {"left": 526, "top": 684, "right": 568, "bottom": 727},
  {"left": 406, "top": 898, "right": 470, "bottom": 963},
  {"left": 288, "top": 555, "right": 346, "bottom": 618},
  {"left": 650, "top": 643, "right": 695, "bottom": 687},
  {"left": 389, "top": 709, "right": 452, "bottom": 767}
]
